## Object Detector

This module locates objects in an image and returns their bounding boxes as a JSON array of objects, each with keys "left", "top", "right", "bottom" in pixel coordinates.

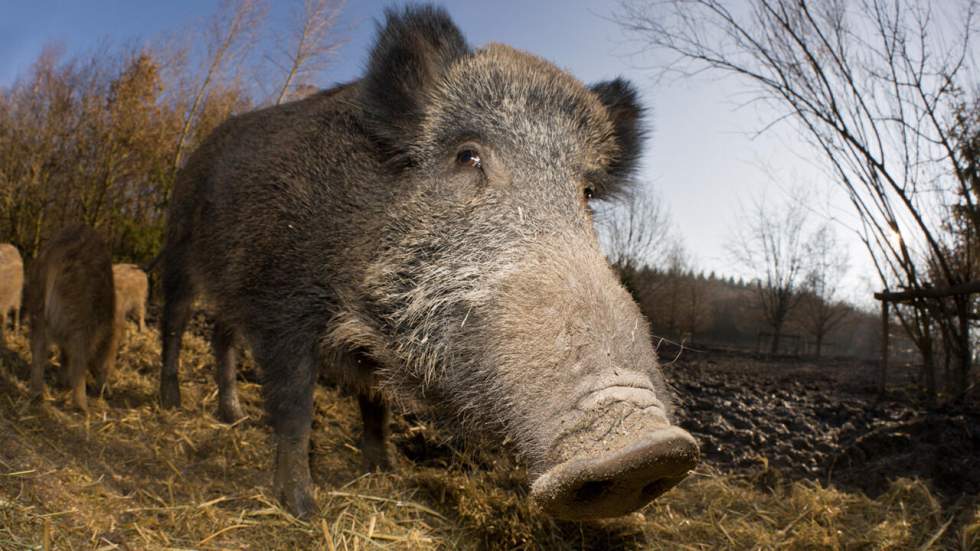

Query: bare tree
[
  {"left": 270, "top": 0, "right": 345, "bottom": 105},
  {"left": 729, "top": 192, "right": 808, "bottom": 354},
  {"left": 597, "top": 185, "right": 674, "bottom": 284},
  {"left": 616, "top": 0, "right": 978, "bottom": 391},
  {"left": 642, "top": 241, "right": 689, "bottom": 337},
  {"left": 797, "top": 224, "right": 850, "bottom": 358},
  {"left": 171, "top": 0, "right": 266, "bottom": 173}
]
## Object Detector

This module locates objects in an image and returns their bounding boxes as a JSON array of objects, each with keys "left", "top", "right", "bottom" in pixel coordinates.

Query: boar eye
[
  {"left": 456, "top": 148, "right": 482, "bottom": 169},
  {"left": 584, "top": 187, "right": 595, "bottom": 200}
]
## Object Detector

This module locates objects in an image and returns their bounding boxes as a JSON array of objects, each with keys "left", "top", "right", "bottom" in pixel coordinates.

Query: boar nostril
[
  {"left": 532, "top": 427, "right": 698, "bottom": 519},
  {"left": 641, "top": 479, "right": 672, "bottom": 499},
  {"left": 574, "top": 479, "right": 613, "bottom": 503}
]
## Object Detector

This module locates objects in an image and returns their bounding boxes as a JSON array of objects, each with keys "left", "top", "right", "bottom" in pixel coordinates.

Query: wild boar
[
  {"left": 0, "top": 243, "right": 23, "bottom": 345},
  {"left": 27, "top": 225, "right": 118, "bottom": 412},
  {"left": 160, "top": 5, "right": 698, "bottom": 519},
  {"left": 113, "top": 263, "right": 148, "bottom": 332}
]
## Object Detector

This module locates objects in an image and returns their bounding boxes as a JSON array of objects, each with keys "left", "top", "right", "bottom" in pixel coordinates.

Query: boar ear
[
  {"left": 360, "top": 5, "right": 470, "bottom": 158},
  {"left": 590, "top": 78, "right": 646, "bottom": 190}
]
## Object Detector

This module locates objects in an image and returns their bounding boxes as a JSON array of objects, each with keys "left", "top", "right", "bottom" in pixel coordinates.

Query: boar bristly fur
[{"left": 160, "top": 4, "right": 690, "bottom": 519}]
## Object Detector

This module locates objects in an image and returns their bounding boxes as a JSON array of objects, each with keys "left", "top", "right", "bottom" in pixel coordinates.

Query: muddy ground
[{"left": 663, "top": 347, "right": 980, "bottom": 501}]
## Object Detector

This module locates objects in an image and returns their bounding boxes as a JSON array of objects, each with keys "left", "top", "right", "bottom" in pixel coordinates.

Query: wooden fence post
[{"left": 879, "top": 299, "right": 889, "bottom": 395}]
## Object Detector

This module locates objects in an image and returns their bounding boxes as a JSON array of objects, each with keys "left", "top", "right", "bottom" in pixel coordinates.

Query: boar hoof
[
  {"left": 217, "top": 399, "right": 245, "bottom": 424},
  {"left": 160, "top": 379, "right": 181, "bottom": 409},
  {"left": 275, "top": 480, "right": 318, "bottom": 519},
  {"left": 71, "top": 394, "right": 90, "bottom": 415},
  {"left": 274, "top": 435, "right": 317, "bottom": 519},
  {"left": 359, "top": 440, "right": 393, "bottom": 473}
]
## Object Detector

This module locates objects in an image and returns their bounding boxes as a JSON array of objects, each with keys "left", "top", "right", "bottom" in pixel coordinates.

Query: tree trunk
[
  {"left": 770, "top": 325, "right": 782, "bottom": 355},
  {"left": 956, "top": 300, "right": 972, "bottom": 397},
  {"left": 814, "top": 332, "right": 824, "bottom": 359},
  {"left": 920, "top": 335, "right": 936, "bottom": 405},
  {"left": 944, "top": 347, "right": 953, "bottom": 396}
]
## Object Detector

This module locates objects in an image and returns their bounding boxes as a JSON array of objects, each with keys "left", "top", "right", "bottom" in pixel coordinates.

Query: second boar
[
  {"left": 113, "top": 263, "right": 148, "bottom": 333},
  {"left": 27, "top": 225, "right": 118, "bottom": 412}
]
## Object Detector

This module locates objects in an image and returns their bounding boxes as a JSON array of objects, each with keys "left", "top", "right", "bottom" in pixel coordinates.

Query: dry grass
[{"left": 0, "top": 324, "right": 977, "bottom": 550}]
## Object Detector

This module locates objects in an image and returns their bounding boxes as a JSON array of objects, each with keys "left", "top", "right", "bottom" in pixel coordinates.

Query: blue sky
[{"left": 0, "top": 0, "right": 872, "bottom": 301}]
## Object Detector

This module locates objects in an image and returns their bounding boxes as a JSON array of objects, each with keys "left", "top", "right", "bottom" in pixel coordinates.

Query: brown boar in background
[
  {"left": 27, "top": 224, "right": 119, "bottom": 412},
  {"left": 0, "top": 243, "right": 23, "bottom": 345},
  {"left": 113, "top": 263, "right": 148, "bottom": 333}
]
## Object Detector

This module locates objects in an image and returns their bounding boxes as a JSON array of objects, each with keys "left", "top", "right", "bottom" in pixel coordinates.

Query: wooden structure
[{"left": 873, "top": 280, "right": 980, "bottom": 394}]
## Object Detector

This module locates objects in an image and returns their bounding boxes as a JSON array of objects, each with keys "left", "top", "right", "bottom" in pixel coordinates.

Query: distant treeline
[{"left": 624, "top": 266, "right": 897, "bottom": 360}]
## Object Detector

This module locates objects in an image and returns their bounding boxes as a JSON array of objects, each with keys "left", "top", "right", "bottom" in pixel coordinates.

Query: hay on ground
[{"left": 0, "top": 326, "right": 976, "bottom": 550}]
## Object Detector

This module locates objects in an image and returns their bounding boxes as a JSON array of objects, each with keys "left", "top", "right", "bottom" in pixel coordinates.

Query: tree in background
[
  {"left": 644, "top": 242, "right": 687, "bottom": 337},
  {"left": 797, "top": 224, "right": 850, "bottom": 358},
  {"left": 169, "top": 0, "right": 266, "bottom": 176},
  {"left": 270, "top": 0, "right": 346, "bottom": 105},
  {"left": 594, "top": 185, "right": 718, "bottom": 342},
  {"left": 728, "top": 192, "right": 808, "bottom": 354},
  {"left": 943, "top": 97, "right": 980, "bottom": 391},
  {"left": 617, "top": 0, "right": 979, "bottom": 393},
  {"left": 596, "top": 185, "right": 675, "bottom": 298},
  {"left": 679, "top": 266, "right": 713, "bottom": 341}
]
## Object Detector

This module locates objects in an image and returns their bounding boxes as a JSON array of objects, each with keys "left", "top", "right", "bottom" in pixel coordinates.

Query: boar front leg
[{"left": 260, "top": 343, "right": 318, "bottom": 519}]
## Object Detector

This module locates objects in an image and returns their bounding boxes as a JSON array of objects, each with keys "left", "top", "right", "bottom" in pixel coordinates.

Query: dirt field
[
  {"left": 0, "top": 320, "right": 977, "bottom": 550},
  {"left": 663, "top": 348, "right": 980, "bottom": 500}
]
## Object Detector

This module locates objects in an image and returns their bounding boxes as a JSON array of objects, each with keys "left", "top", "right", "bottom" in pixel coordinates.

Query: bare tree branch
[
  {"left": 797, "top": 223, "right": 850, "bottom": 357},
  {"left": 616, "top": 0, "right": 979, "bottom": 390},
  {"left": 596, "top": 185, "right": 675, "bottom": 276},
  {"left": 272, "top": 0, "right": 345, "bottom": 105},
  {"left": 728, "top": 189, "right": 809, "bottom": 353},
  {"left": 172, "top": 0, "right": 267, "bottom": 174}
]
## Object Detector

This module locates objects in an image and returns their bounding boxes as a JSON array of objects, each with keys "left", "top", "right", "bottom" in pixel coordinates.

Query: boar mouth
[{"left": 530, "top": 426, "right": 698, "bottom": 520}]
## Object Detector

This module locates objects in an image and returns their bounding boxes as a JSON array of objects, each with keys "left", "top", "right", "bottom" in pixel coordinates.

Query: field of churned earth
[{"left": 0, "top": 318, "right": 978, "bottom": 550}]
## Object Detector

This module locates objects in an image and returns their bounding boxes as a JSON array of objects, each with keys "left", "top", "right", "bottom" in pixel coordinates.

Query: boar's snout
[
  {"left": 531, "top": 426, "right": 698, "bottom": 520},
  {"left": 480, "top": 238, "right": 699, "bottom": 519}
]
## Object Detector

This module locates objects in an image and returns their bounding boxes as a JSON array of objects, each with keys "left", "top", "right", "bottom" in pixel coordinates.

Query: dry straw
[{"left": 0, "top": 324, "right": 976, "bottom": 550}]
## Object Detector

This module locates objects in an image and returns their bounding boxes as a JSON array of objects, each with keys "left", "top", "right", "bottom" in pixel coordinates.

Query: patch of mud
[{"left": 663, "top": 351, "right": 980, "bottom": 499}]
